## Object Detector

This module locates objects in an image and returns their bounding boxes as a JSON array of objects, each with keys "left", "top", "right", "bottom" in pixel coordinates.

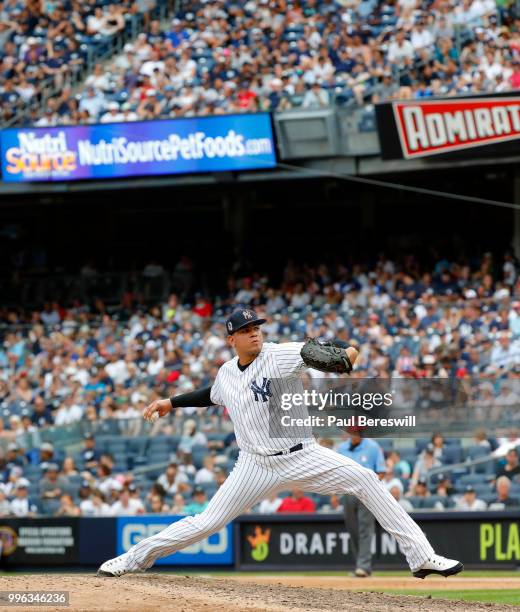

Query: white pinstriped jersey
[{"left": 210, "top": 342, "right": 314, "bottom": 454}]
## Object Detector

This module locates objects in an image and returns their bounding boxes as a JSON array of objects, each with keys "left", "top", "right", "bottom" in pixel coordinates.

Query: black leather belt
[{"left": 269, "top": 443, "right": 303, "bottom": 456}]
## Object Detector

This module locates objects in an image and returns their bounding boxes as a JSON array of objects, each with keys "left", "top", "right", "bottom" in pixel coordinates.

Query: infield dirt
[{"left": 1, "top": 573, "right": 518, "bottom": 612}]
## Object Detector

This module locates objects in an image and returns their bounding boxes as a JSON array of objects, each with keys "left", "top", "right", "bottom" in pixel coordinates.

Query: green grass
[{"left": 378, "top": 589, "right": 520, "bottom": 606}]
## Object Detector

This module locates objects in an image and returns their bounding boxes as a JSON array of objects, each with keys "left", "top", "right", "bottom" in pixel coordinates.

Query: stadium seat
[
  {"left": 467, "top": 446, "right": 491, "bottom": 460},
  {"left": 127, "top": 436, "right": 149, "bottom": 455},
  {"left": 414, "top": 438, "right": 429, "bottom": 453},
  {"left": 374, "top": 438, "right": 393, "bottom": 451},
  {"left": 441, "top": 447, "right": 462, "bottom": 464},
  {"left": 41, "top": 499, "right": 61, "bottom": 516},
  {"left": 399, "top": 449, "right": 418, "bottom": 466},
  {"left": 458, "top": 474, "right": 492, "bottom": 486},
  {"left": 191, "top": 445, "right": 209, "bottom": 470}
]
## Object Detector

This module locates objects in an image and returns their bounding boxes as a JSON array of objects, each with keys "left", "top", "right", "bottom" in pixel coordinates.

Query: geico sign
[
  {"left": 122, "top": 523, "right": 228, "bottom": 554},
  {"left": 393, "top": 96, "right": 520, "bottom": 158}
]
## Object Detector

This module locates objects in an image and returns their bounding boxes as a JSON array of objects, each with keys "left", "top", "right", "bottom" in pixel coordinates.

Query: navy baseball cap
[{"left": 226, "top": 309, "right": 266, "bottom": 335}]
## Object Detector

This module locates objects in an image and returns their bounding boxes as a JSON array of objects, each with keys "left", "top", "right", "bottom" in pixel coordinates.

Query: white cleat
[
  {"left": 97, "top": 554, "right": 131, "bottom": 577},
  {"left": 413, "top": 554, "right": 464, "bottom": 579}
]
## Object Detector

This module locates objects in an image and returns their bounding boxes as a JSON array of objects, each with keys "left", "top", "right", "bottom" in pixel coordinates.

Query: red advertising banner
[{"left": 390, "top": 96, "right": 520, "bottom": 159}]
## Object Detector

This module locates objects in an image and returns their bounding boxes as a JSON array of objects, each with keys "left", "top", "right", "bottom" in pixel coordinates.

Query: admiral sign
[{"left": 375, "top": 94, "right": 520, "bottom": 160}]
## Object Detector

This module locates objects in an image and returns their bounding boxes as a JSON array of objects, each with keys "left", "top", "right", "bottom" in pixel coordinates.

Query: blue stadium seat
[
  {"left": 148, "top": 451, "right": 170, "bottom": 464},
  {"left": 127, "top": 436, "right": 148, "bottom": 455},
  {"left": 444, "top": 438, "right": 462, "bottom": 447},
  {"left": 399, "top": 449, "right": 418, "bottom": 466},
  {"left": 458, "top": 474, "right": 492, "bottom": 486},
  {"left": 441, "top": 447, "right": 462, "bottom": 464},
  {"left": 414, "top": 438, "right": 429, "bottom": 453},
  {"left": 467, "top": 446, "right": 491, "bottom": 460},
  {"left": 421, "top": 496, "right": 448, "bottom": 509},
  {"left": 192, "top": 445, "right": 209, "bottom": 470},
  {"left": 374, "top": 438, "right": 393, "bottom": 451},
  {"left": 41, "top": 499, "right": 61, "bottom": 516}
]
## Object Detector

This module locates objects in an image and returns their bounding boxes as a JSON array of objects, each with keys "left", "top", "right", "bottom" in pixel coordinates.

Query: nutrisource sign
[
  {"left": 375, "top": 94, "right": 520, "bottom": 160},
  {"left": 0, "top": 113, "right": 276, "bottom": 182}
]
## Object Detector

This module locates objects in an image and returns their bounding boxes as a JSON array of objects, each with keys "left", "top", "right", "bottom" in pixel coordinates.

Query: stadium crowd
[
  {"left": 0, "top": 250, "right": 519, "bottom": 516},
  {"left": 11, "top": 0, "right": 519, "bottom": 127},
  {"left": 0, "top": 0, "right": 166, "bottom": 125}
]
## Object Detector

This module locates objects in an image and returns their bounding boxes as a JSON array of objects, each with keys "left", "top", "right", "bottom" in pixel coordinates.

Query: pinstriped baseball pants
[{"left": 125, "top": 442, "right": 434, "bottom": 572}]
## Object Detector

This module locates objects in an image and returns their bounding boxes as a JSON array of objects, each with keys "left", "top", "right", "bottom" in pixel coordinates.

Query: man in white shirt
[
  {"left": 80, "top": 490, "right": 112, "bottom": 517},
  {"left": 257, "top": 492, "right": 283, "bottom": 513},
  {"left": 455, "top": 486, "right": 487, "bottom": 511},
  {"left": 411, "top": 22, "right": 434, "bottom": 52},
  {"left": 388, "top": 31, "right": 415, "bottom": 65},
  {"left": 10, "top": 479, "right": 37, "bottom": 517},
  {"left": 79, "top": 87, "right": 106, "bottom": 119},
  {"left": 110, "top": 486, "right": 145, "bottom": 516},
  {"left": 194, "top": 456, "right": 217, "bottom": 485},
  {"left": 157, "top": 462, "right": 189, "bottom": 495}
]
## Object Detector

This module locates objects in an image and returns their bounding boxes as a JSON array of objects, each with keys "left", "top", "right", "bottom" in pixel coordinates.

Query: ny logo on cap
[
  {"left": 243, "top": 310, "right": 253, "bottom": 319},
  {"left": 227, "top": 321, "right": 233, "bottom": 332}
]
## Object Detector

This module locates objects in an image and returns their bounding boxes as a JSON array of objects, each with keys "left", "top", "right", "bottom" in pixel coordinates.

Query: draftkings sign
[
  {"left": 237, "top": 512, "right": 520, "bottom": 570},
  {"left": 375, "top": 93, "right": 520, "bottom": 160}
]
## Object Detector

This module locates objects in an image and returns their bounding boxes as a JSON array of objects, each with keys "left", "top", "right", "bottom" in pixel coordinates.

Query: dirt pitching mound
[{"left": 0, "top": 574, "right": 516, "bottom": 612}]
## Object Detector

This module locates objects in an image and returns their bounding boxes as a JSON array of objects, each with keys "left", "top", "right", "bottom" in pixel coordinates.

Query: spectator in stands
[
  {"left": 214, "top": 468, "right": 227, "bottom": 489},
  {"left": 489, "top": 476, "right": 519, "bottom": 509},
  {"left": 194, "top": 455, "right": 216, "bottom": 485},
  {"left": 55, "top": 494, "right": 80, "bottom": 517},
  {"left": 111, "top": 485, "right": 145, "bottom": 516},
  {"left": 409, "top": 444, "right": 441, "bottom": 491},
  {"left": 157, "top": 462, "right": 189, "bottom": 495},
  {"left": 82, "top": 433, "right": 101, "bottom": 472},
  {"left": 39, "top": 464, "right": 67, "bottom": 500},
  {"left": 408, "top": 479, "right": 430, "bottom": 498},
  {"left": 277, "top": 488, "right": 316, "bottom": 513},
  {"left": 389, "top": 483, "right": 414, "bottom": 513},
  {"left": 80, "top": 489, "right": 112, "bottom": 517},
  {"left": 496, "top": 448, "right": 520, "bottom": 481},
  {"left": 0, "top": 490, "right": 10, "bottom": 516},
  {"left": 494, "top": 429, "right": 520, "bottom": 457},
  {"left": 473, "top": 428, "right": 492, "bottom": 450},
  {"left": 61, "top": 457, "right": 79, "bottom": 478},
  {"left": 386, "top": 450, "right": 411, "bottom": 479},
  {"left": 430, "top": 433, "right": 445, "bottom": 459},
  {"left": 184, "top": 487, "right": 208, "bottom": 515},
  {"left": 257, "top": 492, "right": 283, "bottom": 514},
  {"left": 302, "top": 82, "right": 330, "bottom": 108},
  {"left": 319, "top": 494, "right": 344, "bottom": 514},
  {"left": 95, "top": 464, "right": 120, "bottom": 498},
  {"left": 171, "top": 493, "right": 186, "bottom": 515},
  {"left": 10, "top": 479, "right": 37, "bottom": 517},
  {"left": 6, "top": 443, "right": 26, "bottom": 468},
  {"left": 178, "top": 419, "right": 207, "bottom": 454},
  {"left": 31, "top": 396, "right": 54, "bottom": 428},
  {"left": 147, "top": 493, "right": 170, "bottom": 514},
  {"left": 455, "top": 486, "right": 487, "bottom": 511}
]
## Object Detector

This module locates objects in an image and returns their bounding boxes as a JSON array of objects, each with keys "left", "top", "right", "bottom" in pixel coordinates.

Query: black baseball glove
[{"left": 300, "top": 338, "right": 353, "bottom": 374}]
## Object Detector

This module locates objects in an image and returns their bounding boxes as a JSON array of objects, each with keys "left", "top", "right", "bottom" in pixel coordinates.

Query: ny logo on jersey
[{"left": 250, "top": 377, "right": 272, "bottom": 402}]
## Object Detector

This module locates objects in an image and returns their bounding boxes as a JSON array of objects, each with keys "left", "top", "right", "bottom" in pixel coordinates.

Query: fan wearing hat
[
  {"left": 455, "top": 485, "right": 487, "bottom": 511},
  {"left": 40, "top": 463, "right": 67, "bottom": 500},
  {"left": 10, "top": 478, "right": 38, "bottom": 517},
  {"left": 99, "top": 309, "right": 463, "bottom": 581}
]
